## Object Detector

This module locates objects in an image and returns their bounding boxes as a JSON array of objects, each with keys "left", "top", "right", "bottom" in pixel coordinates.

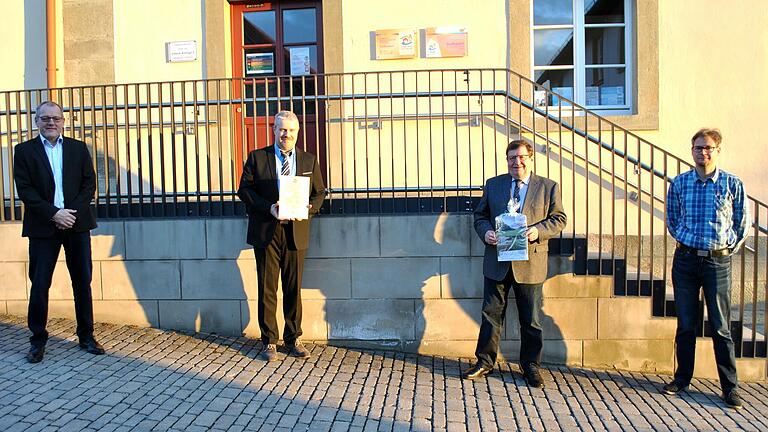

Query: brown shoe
[
  {"left": 258, "top": 343, "right": 279, "bottom": 362},
  {"left": 286, "top": 340, "right": 311, "bottom": 359}
]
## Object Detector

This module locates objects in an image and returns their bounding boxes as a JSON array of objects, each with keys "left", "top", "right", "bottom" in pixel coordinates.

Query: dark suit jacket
[
  {"left": 237, "top": 145, "right": 325, "bottom": 249},
  {"left": 474, "top": 172, "right": 567, "bottom": 284},
  {"left": 13, "top": 136, "right": 97, "bottom": 238}
]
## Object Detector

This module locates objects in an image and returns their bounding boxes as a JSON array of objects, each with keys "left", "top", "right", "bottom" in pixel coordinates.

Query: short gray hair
[
  {"left": 34, "top": 101, "right": 64, "bottom": 120},
  {"left": 274, "top": 110, "right": 299, "bottom": 124}
]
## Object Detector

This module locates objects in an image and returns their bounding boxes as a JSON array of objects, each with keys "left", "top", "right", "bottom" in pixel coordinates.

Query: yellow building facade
[{"left": 1, "top": 0, "right": 766, "bottom": 200}]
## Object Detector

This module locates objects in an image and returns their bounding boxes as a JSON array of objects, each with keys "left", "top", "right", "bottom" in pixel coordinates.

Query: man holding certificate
[
  {"left": 237, "top": 110, "right": 326, "bottom": 362},
  {"left": 463, "top": 140, "right": 566, "bottom": 388}
]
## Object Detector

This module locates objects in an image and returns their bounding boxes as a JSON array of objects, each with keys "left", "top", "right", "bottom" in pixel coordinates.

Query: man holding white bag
[{"left": 463, "top": 140, "right": 566, "bottom": 388}]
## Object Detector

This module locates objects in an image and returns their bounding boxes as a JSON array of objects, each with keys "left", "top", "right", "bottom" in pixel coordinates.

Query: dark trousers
[
  {"left": 671, "top": 248, "right": 738, "bottom": 392},
  {"left": 475, "top": 268, "right": 544, "bottom": 368},
  {"left": 28, "top": 230, "right": 94, "bottom": 347},
  {"left": 254, "top": 223, "right": 305, "bottom": 345}
]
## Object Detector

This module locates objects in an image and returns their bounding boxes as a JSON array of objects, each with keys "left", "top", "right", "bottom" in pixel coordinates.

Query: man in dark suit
[
  {"left": 463, "top": 139, "right": 566, "bottom": 388},
  {"left": 237, "top": 110, "right": 325, "bottom": 362},
  {"left": 13, "top": 101, "right": 104, "bottom": 363}
]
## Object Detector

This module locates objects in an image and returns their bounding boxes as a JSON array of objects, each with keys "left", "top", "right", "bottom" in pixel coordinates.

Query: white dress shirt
[{"left": 40, "top": 134, "right": 64, "bottom": 209}]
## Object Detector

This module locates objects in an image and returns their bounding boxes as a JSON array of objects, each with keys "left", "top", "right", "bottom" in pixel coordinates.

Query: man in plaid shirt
[{"left": 663, "top": 128, "right": 749, "bottom": 409}]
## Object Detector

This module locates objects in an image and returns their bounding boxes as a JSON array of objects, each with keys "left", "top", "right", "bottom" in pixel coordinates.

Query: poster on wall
[
  {"left": 374, "top": 29, "right": 417, "bottom": 59},
  {"left": 424, "top": 27, "right": 468, "bottom": 58},
  {"left": 245, "top": 53, "right": 274, "bottom": 75},
  {"left": 289, "top": 47, "right": 311, "bottom": 75}
]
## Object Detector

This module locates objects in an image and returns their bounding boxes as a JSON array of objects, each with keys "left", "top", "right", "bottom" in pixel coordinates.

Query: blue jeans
[{"left": 671, "top": 247, "right": 738, "bottom": 392}]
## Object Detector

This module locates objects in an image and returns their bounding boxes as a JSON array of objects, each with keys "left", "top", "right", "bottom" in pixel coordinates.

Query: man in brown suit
[{"left": 462, "top": 140, "right": 566, "bottom": 387}]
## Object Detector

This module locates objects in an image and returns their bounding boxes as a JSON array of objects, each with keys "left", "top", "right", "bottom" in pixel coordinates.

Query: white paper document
[
  {"left": 278, "top": 175, "right": 310, "bottom": 220},
  {"left": 289, "top": 47, "right": 311, "bottom": 75}
]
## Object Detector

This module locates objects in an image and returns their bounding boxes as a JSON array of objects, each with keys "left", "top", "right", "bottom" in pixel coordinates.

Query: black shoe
[
  {"left": 522, "top": 364, "right": 545, "bottom": 388},
  {"left": 26, "top": 345, "right": 45, "bottom": 363},
  {"left": 79, "top": 338, "right": 105, "bottom": 355},
  {"left": 462, "top": 364, "right": 493, "bottom": 380},
  {"left": 722, "top": 389, "right": 743, "bottom": 410},
  {"left": 661, "top": 381, "right": 687, "bottom": 395}
]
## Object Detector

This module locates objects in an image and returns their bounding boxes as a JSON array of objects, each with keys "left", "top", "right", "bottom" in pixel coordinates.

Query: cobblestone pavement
[{"left": 1, "top": 316, "right": 767, "bottom": 432}]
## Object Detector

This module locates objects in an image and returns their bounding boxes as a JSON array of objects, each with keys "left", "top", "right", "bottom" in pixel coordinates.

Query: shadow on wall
[
  {"left": 90, "top": 208, "right": 569, "bottom": 371},
  {"left": 313, "top": 212, "right": 568, "bottom": 369},
  {"left": 94, "top": 216, "right": 254, "bottom": 340}
]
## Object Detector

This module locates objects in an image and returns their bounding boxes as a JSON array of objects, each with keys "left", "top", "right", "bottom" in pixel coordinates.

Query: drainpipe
[{"left": 46, "top": 0, "right": 57, "bottom": 90}]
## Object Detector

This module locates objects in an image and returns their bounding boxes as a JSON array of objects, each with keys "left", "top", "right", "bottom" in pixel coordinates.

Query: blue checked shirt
[{"left": 666, "top": 168, "right": 749, "bottom": 252}]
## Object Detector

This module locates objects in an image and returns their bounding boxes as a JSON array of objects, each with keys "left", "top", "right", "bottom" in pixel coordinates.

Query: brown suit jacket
[
  {"left": 237, "top": 145, "right": 325, "bottom": 249},
  {"left": 473, "top": 172, "right": 567, "bottom": 284}
]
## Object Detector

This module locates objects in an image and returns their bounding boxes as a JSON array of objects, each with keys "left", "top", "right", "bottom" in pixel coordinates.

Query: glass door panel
[
  {"left": 282, "top": 8, "right": 317, "bottom": 43},
  {"left": 243, "top": 11, "right": 276, "bottom": 44}
]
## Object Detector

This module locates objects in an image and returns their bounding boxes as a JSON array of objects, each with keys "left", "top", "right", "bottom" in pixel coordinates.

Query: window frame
[{"left": 530, "top": 0, "right": 634, "bottom": 115}]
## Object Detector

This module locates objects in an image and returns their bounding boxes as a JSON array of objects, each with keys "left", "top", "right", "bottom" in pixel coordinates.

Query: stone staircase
[{"left": 549, "top": 235, "right": 767, "bottom": 381}]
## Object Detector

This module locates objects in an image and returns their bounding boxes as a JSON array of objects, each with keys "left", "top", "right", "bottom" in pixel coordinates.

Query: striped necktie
[
  {"left": 513, "top": 179, "right": 521, "bottom": 207},
  {"left": 281, "top": 151, "right": 291, "bottom": 176}
]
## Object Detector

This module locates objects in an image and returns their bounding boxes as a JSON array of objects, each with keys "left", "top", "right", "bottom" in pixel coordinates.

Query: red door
[{"left": 229, "top": 0, "right": 325, "bottom": 176}]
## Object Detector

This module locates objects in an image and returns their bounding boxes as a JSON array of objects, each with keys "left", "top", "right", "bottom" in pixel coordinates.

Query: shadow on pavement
[{"left": 2, "top": 316, "right": 764, "bottom": 431}]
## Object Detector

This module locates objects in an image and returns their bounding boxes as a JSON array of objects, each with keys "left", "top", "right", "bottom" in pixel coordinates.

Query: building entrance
[{"left": 229, "top": 0, "right": 325, "bottom": 175}]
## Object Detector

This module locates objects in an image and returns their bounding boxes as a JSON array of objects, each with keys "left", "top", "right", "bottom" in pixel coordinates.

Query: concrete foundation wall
[{"left": 0, "top": 214, "right": 764, "bottom": 381}]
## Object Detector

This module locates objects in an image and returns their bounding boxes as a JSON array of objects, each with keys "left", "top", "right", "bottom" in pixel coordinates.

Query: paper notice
[
  {"left": 278, "top": 175, "right": 310, "bottom": 220},
  {"left": 289, "top": 47, "right": 311, "bottom": 75}
]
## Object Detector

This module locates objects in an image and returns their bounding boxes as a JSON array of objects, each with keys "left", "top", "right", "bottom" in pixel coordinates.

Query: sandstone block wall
[{"left": 0, "top": 214, "right": 764, "bottom": 381}]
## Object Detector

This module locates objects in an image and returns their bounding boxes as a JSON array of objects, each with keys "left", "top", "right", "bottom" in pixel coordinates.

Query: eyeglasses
[
  {"left": 38, "top": 116, "right": 64, "bottom": 123},
  {"left": 507, "top": 154, "right": 531, "bottom": 161},
  {"left": 692, "top": 146, "right": 719, "bottom": 153}
]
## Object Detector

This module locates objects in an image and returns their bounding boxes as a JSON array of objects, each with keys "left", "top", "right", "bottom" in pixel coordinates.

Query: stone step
[
  {"left": 574, "top": 243, "right": 767, "bottom": 361},
  {"left": 546, "top": 234, "right": 585, "bottom": 257},
  {"left": 544, "top": 273, "right": 612, "bottom": 298},
  {"left": 585, "top": 251, "right": 625, "bottom": 276},
  {"left": 693, "top": 339, "right": 767, "bottom": 382},
  {"left": 596, "top": 297, "right": 676, "bottom": 340}
]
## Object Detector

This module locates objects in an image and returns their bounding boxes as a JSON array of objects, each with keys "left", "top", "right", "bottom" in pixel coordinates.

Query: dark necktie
[
  {"left": 281, "top": 151, "right": 291, "bottom": 176},
  {"left": 513, "top": 179, "right": 521, "bottom": 207}
]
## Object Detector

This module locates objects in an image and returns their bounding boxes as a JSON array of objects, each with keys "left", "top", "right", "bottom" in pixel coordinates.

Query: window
[{"left": 532, "top": 0, "right": 632, "bottom": 113}]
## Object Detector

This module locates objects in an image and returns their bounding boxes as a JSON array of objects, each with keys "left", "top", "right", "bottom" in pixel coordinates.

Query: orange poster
[
  {"left": 375, "top": 29, "right": 417, "bottom": 60},
  {"left": 425, "top": 27, "right": 468, "bottom": 58}
]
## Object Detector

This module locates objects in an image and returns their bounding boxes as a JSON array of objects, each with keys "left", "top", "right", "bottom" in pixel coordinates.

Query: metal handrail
[
  {"left": 1, "top": 72, "right": 764, "bottom": 212},
  {"left": 2, "top": 72, "right": 765, "bottom": 222},
  {"left": 0, "top": 69, "right": 764, "bottom": 211},
  {"left": 1, "top": 69, "right": 765, "bottom": 356}
]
